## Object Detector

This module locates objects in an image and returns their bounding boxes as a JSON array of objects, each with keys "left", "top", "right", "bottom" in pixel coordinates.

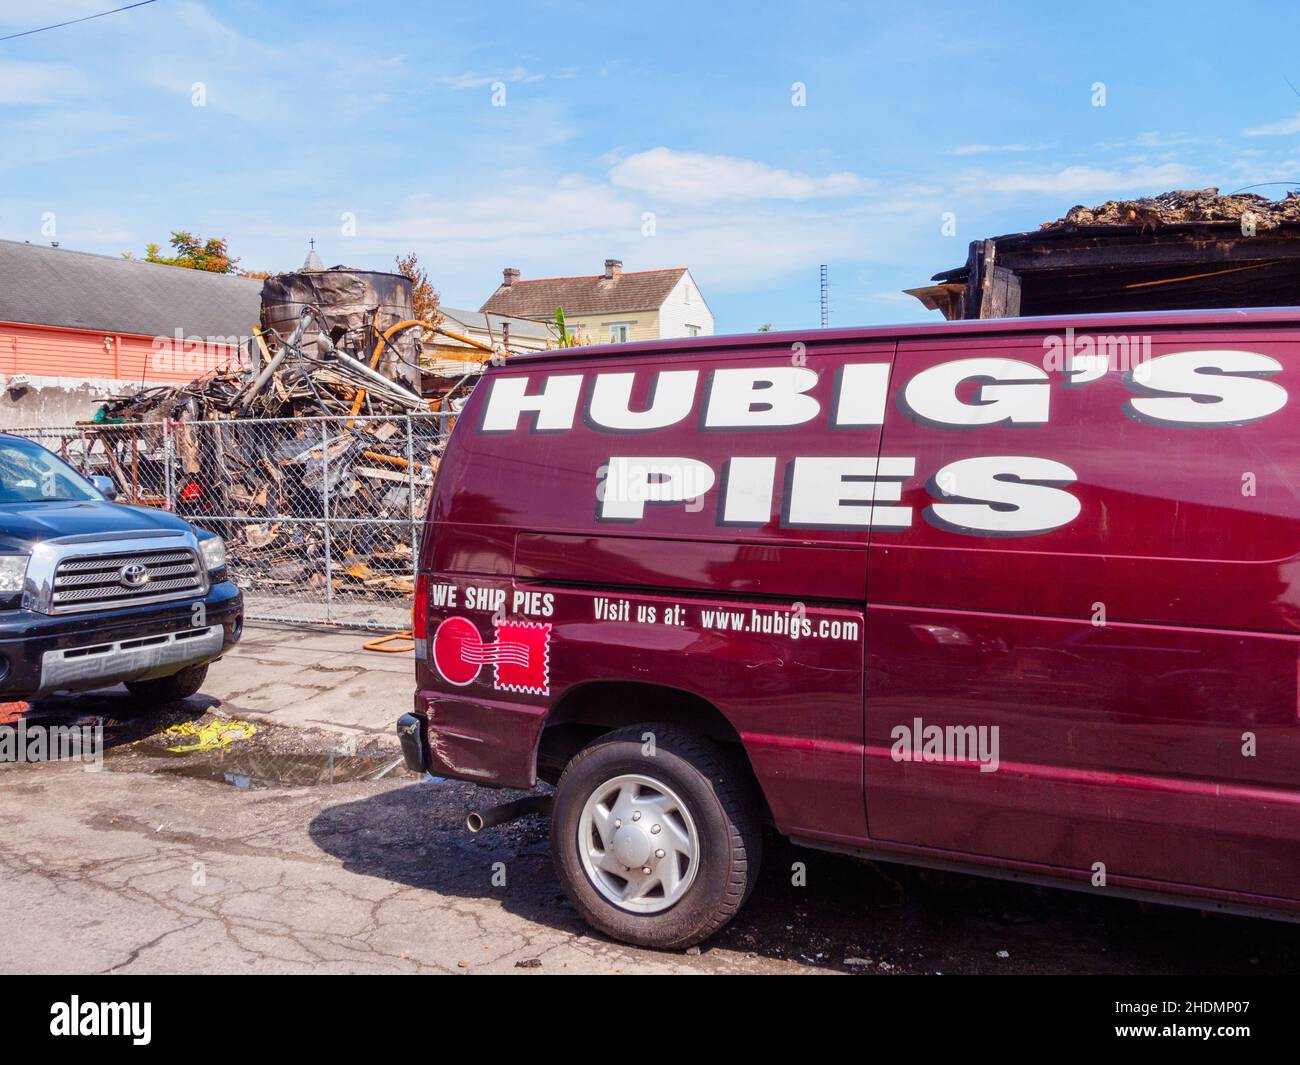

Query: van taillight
[{"left": 413, "top": 573, "right": 428, "bottom": 641}]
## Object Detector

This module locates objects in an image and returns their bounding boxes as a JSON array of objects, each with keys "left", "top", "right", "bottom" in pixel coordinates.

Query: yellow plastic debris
[{"left": 159, "top": 717, "right": 258, "bottom": 753}]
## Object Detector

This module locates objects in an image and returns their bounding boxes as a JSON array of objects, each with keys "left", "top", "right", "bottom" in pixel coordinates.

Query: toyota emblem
[{"left": 118, "top": 562, "right": 149, "bottom": 589}]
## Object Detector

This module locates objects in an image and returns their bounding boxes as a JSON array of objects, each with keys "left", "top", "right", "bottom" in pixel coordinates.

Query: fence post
[
  {"left": 162, "top": 419, "right": 175, "bottom": 511},
  {"left": 322, "top": 420, "right": 333, "bottom": 625}
]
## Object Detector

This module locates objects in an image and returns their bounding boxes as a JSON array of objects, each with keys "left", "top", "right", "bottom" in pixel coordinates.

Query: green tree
[{"left": 126, "top": 231, "right": 240, "bottom": 273}]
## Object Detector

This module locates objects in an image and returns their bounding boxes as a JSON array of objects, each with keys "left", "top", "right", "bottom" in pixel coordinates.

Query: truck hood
[{"left": 0, "top": 501, "right": 192, "bottom": 554}]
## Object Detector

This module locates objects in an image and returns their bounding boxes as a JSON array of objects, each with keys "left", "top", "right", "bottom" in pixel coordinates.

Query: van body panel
[
  {"left": 864, "top": 604, "right": 1300, "bottom": 894},
  {"left": 865, "top": 325, "right": 1300, "bottom": 899},
  {"left": 869, "top": 328, "right": 1300, "bottom": 631},
  {"left": 419, "top": 341, "right": 890, "bottom": 839},
  {"left": 414, "top": 689, "right": 548, "bottom": 787},
  {"left": 430, "top": 343, "right": 895, "bottom": 549},
  {"left": 414, "top": 308, "right": 1300, "bottom": 918},
  {"left": 424, "top": 523, "right": 514, "bottom": 577},
  {"left": 513, "top": 533, "right": 868, "bottom": 601},
  {"left": 418, "top": 575, "right": 868, "bottom": 838}
]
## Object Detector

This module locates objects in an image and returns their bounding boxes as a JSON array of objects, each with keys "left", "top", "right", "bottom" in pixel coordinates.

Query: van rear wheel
[{"left": 551, "top": 724, "right": 761, "bottom": 950}]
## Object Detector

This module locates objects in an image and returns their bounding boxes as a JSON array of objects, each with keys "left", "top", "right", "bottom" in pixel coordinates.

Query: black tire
[
  {"left": 551, "top": 724, "right": 762, "bottom": 950},
  {"left": 125, "top": 663, "right": 209, "bottom": 704}
]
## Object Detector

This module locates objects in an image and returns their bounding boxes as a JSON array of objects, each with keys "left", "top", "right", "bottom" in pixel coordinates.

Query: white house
[{"left": 480, "top": 259, "right": 714, "bottom": 345}]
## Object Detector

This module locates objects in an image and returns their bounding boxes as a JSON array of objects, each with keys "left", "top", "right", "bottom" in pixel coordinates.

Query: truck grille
[{"left": 51, "top": 547, "right": 204, "bottom": 613}]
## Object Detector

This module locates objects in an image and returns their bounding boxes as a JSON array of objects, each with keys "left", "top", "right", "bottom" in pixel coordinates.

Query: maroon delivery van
[{"left": 398, "top": 307, "right": 1300, "bottom": 948}]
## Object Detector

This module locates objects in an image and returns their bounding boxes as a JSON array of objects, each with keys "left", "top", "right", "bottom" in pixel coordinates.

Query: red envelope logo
[{"left": 432, "top": 616, "right": 551, "bottom": 696}]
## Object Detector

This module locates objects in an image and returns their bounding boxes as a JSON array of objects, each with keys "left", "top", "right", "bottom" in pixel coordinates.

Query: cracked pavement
[
  {"left": 0, "top": 760, "right": 807, "bottom": 974},
  {"left": 206, "top": 624, "right": 410, "bottom": 740},
  {"left": 3, "top": 623, "right": 1299, "bottom": 975},
  {"left": 6, "top": 750, "right": 1300, "bottom": 975}
]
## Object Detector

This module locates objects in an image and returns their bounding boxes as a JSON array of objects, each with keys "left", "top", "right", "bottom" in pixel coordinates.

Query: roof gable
[{"left": 439, "top": 305, "right": 552, "bottom": 340}]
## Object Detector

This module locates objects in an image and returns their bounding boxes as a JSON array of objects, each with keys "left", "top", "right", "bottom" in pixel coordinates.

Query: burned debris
[
  {"left": 81, "top": 267, "right": 466, "bottom": 610},
  {"left": 908, "top": 188, "right": 1300, "bottom": 320},
  {"left": 1043, "top": 188, "right": 1300, "bottom": 231},
  {"left": 101, "top": 268, "right": 433, "bottom": 423}
]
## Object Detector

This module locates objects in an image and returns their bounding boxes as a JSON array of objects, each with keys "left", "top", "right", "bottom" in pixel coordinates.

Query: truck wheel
[
  {"left": 551, "top": 724, "right": 762, "bottom": 950},
  {"left": 125, "top": 663, "right": 208, "bottom": 704}
]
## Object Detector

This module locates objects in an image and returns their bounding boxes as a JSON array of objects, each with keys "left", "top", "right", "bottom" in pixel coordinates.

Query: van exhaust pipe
[{"left": 465, "top": 794, "right": 553, "bottom": 833}]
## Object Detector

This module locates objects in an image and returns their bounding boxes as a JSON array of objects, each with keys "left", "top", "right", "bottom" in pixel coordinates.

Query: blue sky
[{"left": 1, "top": 0, "right": 1298, "bottom": 333}]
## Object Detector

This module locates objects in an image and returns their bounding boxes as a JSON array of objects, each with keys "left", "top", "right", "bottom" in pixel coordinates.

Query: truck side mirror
[{"left": 90, "top": 475, "right": 119, "bottom": 501}]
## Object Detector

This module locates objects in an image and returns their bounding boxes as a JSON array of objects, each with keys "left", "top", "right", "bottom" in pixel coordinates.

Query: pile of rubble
[
  {"left": 91, "top": 268, "right": 451, "bottom": 603},
  {"left": 162, "top": 404, "right": 438, "bottom": 601},
  {"left": 1044, "top": 187, "right": 1300, "bottom": 231}
]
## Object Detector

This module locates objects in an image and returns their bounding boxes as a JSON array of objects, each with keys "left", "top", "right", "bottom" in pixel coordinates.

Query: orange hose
[{"left": 347, "top": 319, "right": 433, "bottom": 426}]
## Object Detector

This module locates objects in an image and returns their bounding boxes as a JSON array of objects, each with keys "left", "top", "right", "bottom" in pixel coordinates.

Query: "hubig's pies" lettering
[{"left": 477, "top": 351, "right": 1287, "bottom": 537}]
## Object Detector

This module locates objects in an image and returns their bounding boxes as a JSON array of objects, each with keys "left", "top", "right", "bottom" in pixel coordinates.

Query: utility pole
[{"left": 819, "top": 264, "right": 829, "bottom": 327}]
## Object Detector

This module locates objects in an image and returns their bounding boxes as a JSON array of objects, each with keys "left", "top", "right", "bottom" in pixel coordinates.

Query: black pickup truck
[{"left": 0, "top": 433, "right": 242, "bottom": 704}]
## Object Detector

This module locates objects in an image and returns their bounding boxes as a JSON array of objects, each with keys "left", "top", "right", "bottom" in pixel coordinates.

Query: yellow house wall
[{"left": 561, "top": 309, "right": 660, "bottom": 345}]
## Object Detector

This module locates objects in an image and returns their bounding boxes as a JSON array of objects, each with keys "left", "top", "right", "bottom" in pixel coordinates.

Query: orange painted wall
[{"left": 0, "top": 320, "right": 247, "bottom": 383}]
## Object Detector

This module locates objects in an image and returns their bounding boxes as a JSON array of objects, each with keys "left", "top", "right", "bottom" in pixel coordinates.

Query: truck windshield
[{"left": 0, "top": 438, "right": 102, "bottom": 504}]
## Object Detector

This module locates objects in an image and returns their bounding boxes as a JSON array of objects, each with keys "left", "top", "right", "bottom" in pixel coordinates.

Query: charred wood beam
[
  {"left": 963, "top": 240, "right": 985, "bottom": 320},
  {"left": 995, "top": 236, "right": 1300, "bottom": 272},
  {"left": 980, "top": 263, "right": 1022, "bottom": 319}
]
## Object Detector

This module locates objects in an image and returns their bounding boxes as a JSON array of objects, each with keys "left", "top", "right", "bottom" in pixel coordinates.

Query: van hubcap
[{"left": 577, "top": 773, "right": 699, "bottom": 914}]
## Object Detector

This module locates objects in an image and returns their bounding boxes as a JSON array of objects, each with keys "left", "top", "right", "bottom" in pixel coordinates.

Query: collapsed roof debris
[
  {"left": 1045, "top": 188, "right": 1300, "bottom": 230},
  {"left": 82, "top": 267, "right": 496, "bottom": 605},
  {"left": 908, "top": 188, "right": 1300, "bottom": 320},
  {"left": 100, "top": 268, "right": 437, "bottom": 423}
]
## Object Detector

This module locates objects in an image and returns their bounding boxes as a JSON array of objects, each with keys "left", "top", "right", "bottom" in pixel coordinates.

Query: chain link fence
[{"left": 10, "top": 412, "right": 453, "bottom": 631}]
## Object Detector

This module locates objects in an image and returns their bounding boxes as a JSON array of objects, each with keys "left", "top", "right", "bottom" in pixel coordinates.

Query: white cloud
[
  {"left": 173, "top": 0, "right": 247, "bottom": 46},
  {"left": 0, "top": 109, "right": 171, "bottom": 170},
  {"left": 1127, "top": 131, "right": 1205, "bottom": 148},
  {"left": 436, "top": 67, "right": 543, "bottom": 90},
  {"left": 1244, "top": 113, "right": 1300, "bottom": 137},
  {"left": 952, "top": 143, "right": 1031, "bottom": 155},
  {"left": 0, "top": 60, "right": 91, "bottom": 105},
  {"left": 958, "top": 162, "right": 1198, "bottom": 198},
  {"left": 608, "top": 147, "right": 867, "bottom": 205},
  {"left": 367, "top": 177, "right": 635, "bottom": 245},
  {"left": 141, "top": 2, "right": 414, "bottom": 125},
  {"left": 271, "top": 166, "right": 941, "bottom": 304}
]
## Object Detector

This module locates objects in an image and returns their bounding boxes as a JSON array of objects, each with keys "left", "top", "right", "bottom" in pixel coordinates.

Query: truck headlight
[
  {"left": 0, "top": 555, "right": 29, "bottom": 593},
  {"left": 199, "top": 537, "right": 226, "bottom": 572}
]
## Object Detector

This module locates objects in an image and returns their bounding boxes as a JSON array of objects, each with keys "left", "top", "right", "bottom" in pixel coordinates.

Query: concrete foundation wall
[{"left": 0, "top": 375, "right": 136, "bottom": 430}]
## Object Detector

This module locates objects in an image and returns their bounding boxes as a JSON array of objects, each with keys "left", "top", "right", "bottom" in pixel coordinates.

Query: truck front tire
[
  {"left": 551, "top": 724, "right": 762, "bottom": 950},
  {"left": 125, "top": 662, "right": 209, "bottom": 704}
]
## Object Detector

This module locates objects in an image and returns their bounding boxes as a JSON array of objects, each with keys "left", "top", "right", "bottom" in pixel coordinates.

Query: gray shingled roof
[
  {"left": 480, "top": 268, "right": 686, "bottom": 319},
  {"left": 0, "top": 239, "right": 264, "bottom": 340},
  {"left": 440, "top": 306, "right": 552, "bottom": 340}
]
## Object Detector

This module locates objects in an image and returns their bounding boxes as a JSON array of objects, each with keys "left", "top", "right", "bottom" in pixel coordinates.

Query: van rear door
[
  {"left": 865, "top": 322, "right": 1300, "bottom": 901},
  {"left": 422, "top": 339, "right": 893, "bottom": 843}
]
